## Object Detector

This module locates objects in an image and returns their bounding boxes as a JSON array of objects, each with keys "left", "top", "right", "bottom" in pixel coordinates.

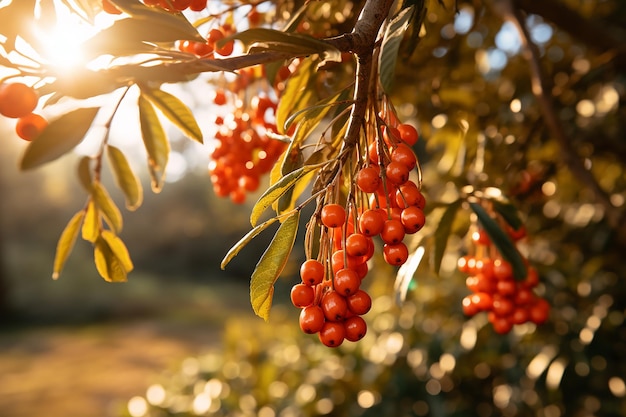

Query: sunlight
[{"left": 33, "top": 2, "right": 113, "bottom": 70}]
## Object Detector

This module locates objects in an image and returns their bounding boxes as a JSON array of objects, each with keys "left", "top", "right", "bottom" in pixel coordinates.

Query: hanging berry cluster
[
  {"left": 291, "top": 104, "right": 427, "bottom": 347},
  {"left": 458, "top": 209, "right": 550, "bottom": 334},
  {"left": 0, "top": 82, "right": 47, "bottom": 141}
]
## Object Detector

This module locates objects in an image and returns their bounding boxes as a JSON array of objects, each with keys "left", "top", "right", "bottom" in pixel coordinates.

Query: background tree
[{"left": 0, "top": 0, "right": 625, "bottom": 415}]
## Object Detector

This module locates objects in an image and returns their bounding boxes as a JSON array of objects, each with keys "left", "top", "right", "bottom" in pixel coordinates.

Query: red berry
[
  {"left": 321, "top": 290, "right": 348, "bottom": 322},
  {"left": 291, "top": 283, "right": 315, "bottom": 308},
  {"left": 381, "top": 219, "right": 405, "bottom": 244},
  {"left": 400, "top": 206, "right": 426, "bottom": 234},
  {"left": 334, "top": 268, "right": 360, "bottom": 297},
  {"left": 344, "top": 316, "right": 367, "bottom": 342},
  {"left": 319, "top": 321, "right": 345, "bottom": 347},
  {"left": 299, "top": 305, "right": 325, "bottom": 334},
  {"left": 397, "top": 123, "right": 419, "bottom": 145},
  {"left": 321, "top": 204, "right": 346, "bottom": 228},
  {"left": 15, "top": 113, "right": 47, "bottom": 141},
  {"left": 346, "top": 290, "right": 371, "bottom": 315},
  {"left": 345, "top": 233, "right": 371, "bottom": 257},
  {"left": 385, "top": 161, "right": 410, "bottom": 185},
  {"left": 383, "top": 242, "right": 409, "bottom": 266},
  {"left": 358, "top": 209, "right": 385, "bottom": 236},
  {"left": 0, "top": 83, "right": 38, "bottom": 119},
  {"left": 356, "top": 166, "right": 381, "bottom": 193},
  {"left": 300, "top": 259, "right": 324, "bottom": 286}
]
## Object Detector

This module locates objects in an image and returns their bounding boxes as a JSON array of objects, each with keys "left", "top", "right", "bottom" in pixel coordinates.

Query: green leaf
[
  {"left": 469, "top": 202, "right": 527, "bottom": 280},
  {"left": 52, "top": 210, "right": 86, "bottom": 280},
  {"left": 77, "top": 156, "right": 93, "bottom": 192},
  {"left": 92, "top": 182, "right": 123, "bottom": 233},
  {"left": 250, "top": 165, "right": 317, "bottom": 227},
  {"left": 106, "top": 145, "right": 143, "bottom": 211},
  {"left": 250, "top": 211, "right": 300, "bottom": 321},
  {"left": 20, "top": 107, "right": 100, "bottom": 170},
  {"left": 379, "top": 5, "right": 415, "bottom": 93},
  {"left": 139, "top": 86, "right": 203, "bottom": 143},
  {"left": 221, "top": 216, "right": 281, "bottom": 270},
  {"left": 82, "top": 199, "right": 100, "bottom": 243},
  {"left": 138, "top": 95, "right": 170, "bottom": 193},
  {"left": 100, "top": 230, "right": 133, "bottom": 273},
  {"left": 94, "top": 236, "right": 128, "bottom": 282},
  {"left": 491, "top": 198, "right": 524, "bottom": 231},
  {"left": 432, "top": 199, "right": 462, "bottom": 275}
]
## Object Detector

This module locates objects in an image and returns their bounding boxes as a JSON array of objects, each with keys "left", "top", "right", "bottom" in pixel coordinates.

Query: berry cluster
[
  {"left": 458, "top": 227, "right": 550, "bottom": 334},
  {"left": 292, "top": 110, "right": 426, "bottom": 347},
  {"left": 293, "top": 255, "right": 372, "bottom": 348},
  {"left": 0, "top": 82, "right": 47, "bottom": 141},
  {"left": 103, "top": 0, "right": 208, "bottom": 14},
  {"left": 177, "top": 26, "right": 235, "bottom": 57}
]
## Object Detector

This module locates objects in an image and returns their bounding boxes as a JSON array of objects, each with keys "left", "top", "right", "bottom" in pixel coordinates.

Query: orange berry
[
  {"left": 102, "top": 0, "right": 123, "bottom": 14},
  {"left": 321, "top": 204, "right": 346, "bottom": 228},
  {"left": 15, "top": 113, "right": 47, "bottom": 141},
  {"left": 0, "top": 83, "right": 38, "bottom": 119}
]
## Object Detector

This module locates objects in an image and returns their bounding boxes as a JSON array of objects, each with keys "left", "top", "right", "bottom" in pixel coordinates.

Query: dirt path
[{"left": 0, "top": 318, "right": 222, "bottom": 417}]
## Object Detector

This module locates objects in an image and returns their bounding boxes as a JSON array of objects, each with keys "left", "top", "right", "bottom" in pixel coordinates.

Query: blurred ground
[{"left": 0, "top": 277, "right": 250, "bottom": 417}]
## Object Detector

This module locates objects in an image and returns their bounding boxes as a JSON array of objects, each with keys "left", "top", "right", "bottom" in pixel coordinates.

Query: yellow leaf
[
  {"left": 250, "top": 211, "right": 300, "bottom": 321},
  {"left": 52, "top": 210, "right": 86, "bottom": 280},
  {"left": 139, "top": 86, "right": 203, "bottom": 143},
  {"left": 221, "top": 216, "right": 280, "bottom": 270},
  {"left": 82, "top": 199, "right": 100, "bottom": 243},
  {"left": 77, "top": 156, "right": 93, "bottom": 192},
  {"left": 92, "top": 182, "right": 123, "bottom": 233},
  {"left": 106, "top": 145, "right": 143, "bottom": 211},
  {"left": 100, "top": 230, "right": 134, "bottom": 273},
  {"left": 94, "top": 237, "right": 128, "bottom": 282},
  {"left": 138, "top": 95, "right": 169, "bottom": 193}
]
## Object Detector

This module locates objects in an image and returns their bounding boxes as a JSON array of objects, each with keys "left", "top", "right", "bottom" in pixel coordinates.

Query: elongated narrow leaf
[
  {"left": 52, "top": 210, "right": 86, "bottom": 280},
  {"left": 139, "top": 86, "right": 203, "bottom": 143},
  {"left": 20, "top": 107, "right": 99, "bottom": 170},
  {"left": 92, "top": 182, "right": 123, "bottom": 233},
  {"left": 469, "top": 202, "right": 527, "bottom": 280},
  {"left": 250, "top": 211, "right": 300, "bottom": 321},
  {"left": 77, "top": 156, "right": 93, "bottom": 192},
  {"left": 433, "top": 199, "right": 462, "bottom": 275},
  {"left": 221, "top": 216, "right": 280, "bottom": 269},
  {"left": 106, "top": 145, "right": 143, "bottom": 210},
  {"left": 224, "top": 28, "right": 341, "bottom": 62},
  {"left": 94, "top": 237, "right": 128, "bottom": 282},
  {"left": 379, "top": 5, "right": 415, "bottom": 93},
  {"left": 100, "top": 230, "right": 133, "bottom": 273},
  {"left": 82, "top": 199, "right": 100, "bottom": 243},
  {"left": 250, "top": 165, "right": 316, "bottom": 227},
  {"left": 138, "top": 95, "right": 170, "bottom": 193},
  {"left": 491, "top": 198, "right": 524, "bottom": 231}
]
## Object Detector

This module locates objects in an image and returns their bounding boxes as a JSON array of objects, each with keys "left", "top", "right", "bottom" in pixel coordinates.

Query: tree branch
[{"left": 490, "top": 0, "right": 623, "bottom": 228}]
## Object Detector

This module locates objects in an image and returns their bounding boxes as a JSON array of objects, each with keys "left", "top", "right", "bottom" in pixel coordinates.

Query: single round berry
[
  {"left": 15, "top": 113, "right": 47, "bottom": 141},
  {"left": 291, "top": 283, "right": 315, "bottom": 308},
  {"left": 318, "top": 321, "right": 345, "bottom": 347},
  {"left": 356, "top": 166, "right": 381, "bottom": 193},
  {"left": 344, "top": 316, "right": 367, "bottom": 342},
  {"left": 345, "top": 233, "right": 371, "bottom": 257},
  {"left": 334, "top": 268, "right": 360, "bottom": 297},
  {"left": 321, "top": 290, "right": 348, "bottom": 322},
  {"left": 321, "top": 204, "right": 346, "bottom": 228},
  {"left": 383, "top": 242, "right": 409, "bottom": 266},
  {"left": 391, "top": 144, "right": 417, "bottom": 170},
  {"left": 346, "top": 290, "right": 371, "bottom": 315},
  {"left": 300, "top": 259, "right": 324, "bottom": 286},
  {"left": 400, "top": 206, "right": 426, "bottom": 234},
  {"left": 358, "top": 209, "right": 385, "bottom": 236},
  {"left": 385, "top": 161, "right": 410, "bottom": 185},
  {"left": 299, "top": 305, "right": 325, "bottom": 334},
  {"left": 381, "top": 219, "right": 405, "bottom": 244},
  {"left": 397, "top": 123, "right": 419, "bottom": 145},
  {"left": 0, "top": 83, "right": 38, "bottom": 119}
]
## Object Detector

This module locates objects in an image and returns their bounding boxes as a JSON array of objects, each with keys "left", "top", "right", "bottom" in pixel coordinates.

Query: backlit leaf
[
  {"left": 224, "top": 28, "right": 341, "bottom": 63},
  {"left": 221, "top": 216, "right": 280, "bottom": 269},
  {"left": 107, "top": 145, "right": 143, "bottom": 211},
  {"left": 82, "top": 199, "right": 100, "bottom": 243},
  {"left": 250, "top": 211, "right": 300, "bottom": 321},
  {"left": 52, "top": 210, "right": 86, "bottom": 280},
  {"left": 138, "top": 95, "right": 170, "bottom": 193},
  {"left": 250, "top": 165, "right": 318, "bottom": 227},
  {"left": 432, "top": 199, "right": 462, "bottom": 275},
  {"left": 100, "top": 230, "right": 133, "bottom": 273},
  {"left": 139, "top": 86, "right": 203, "bottom": 143},
  {"left": 20, "top": 107, "right": 100, "bottom": 170},
  {"left": 379, "top": 5, "right": 415, "bottom": 93},
  {"left": 77, "top": 156, "right": 93, "bottom": 192},
  {"left": 94, "top": 237, "right": 128, "bottom": 282},
  {"left": 92, "top": 182, "right": 123, "bottom": 233},
  {"left": 469, "top": 202, "right": 527, "bottom": 280}
]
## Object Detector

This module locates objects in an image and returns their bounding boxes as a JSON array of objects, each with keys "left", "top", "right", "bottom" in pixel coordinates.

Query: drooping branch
[{"left": 490, "top": 0, "right": 623, "bottom": 229}]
